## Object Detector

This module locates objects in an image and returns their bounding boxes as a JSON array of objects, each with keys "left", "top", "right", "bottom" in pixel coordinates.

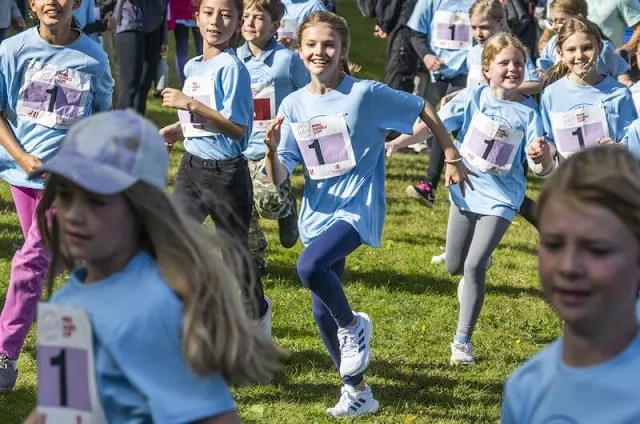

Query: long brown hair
[{"left": 37, "top": 177, "right": 287, "bottom": 386}]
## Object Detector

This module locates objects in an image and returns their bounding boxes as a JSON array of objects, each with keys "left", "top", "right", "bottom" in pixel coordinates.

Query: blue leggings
[
  {"left": 174, "top": 24, "right": 203, "bottom": 85},
  {"left": 297, "top": 220, "right": 363, "bottom": 387}
]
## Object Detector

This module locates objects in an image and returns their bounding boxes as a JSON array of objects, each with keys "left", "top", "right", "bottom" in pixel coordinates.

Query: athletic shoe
[
  {"left": 338, "top": 312, "right": 373, "bottom": 377},
  {"left": 431, "top": 251, "right": 446, "bottom": 264},
  {"left": 0, "top": 354, "right": 17, "bottom": 392},
  {"left": 450, "top": 341, "right": 475, "bottom": 365},
  {"left": 255, "top": 296, "right": 273, "bottom": 339},
  {"left": 278, "top": 197, "right": 299, "bottom": 248},
  {"left": 326, "top": 384, "right": 380, "bottom": 417},
  {"left": 406, "top": 181, "right": 435, "bottom": 208}
]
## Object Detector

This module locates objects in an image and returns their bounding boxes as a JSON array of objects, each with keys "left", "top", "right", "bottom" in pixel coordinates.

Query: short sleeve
[
  {"left": 627, "top": 119, "right": 640, "bottom": 158},
  {"left": 276, "top": 101, "right": 303, "bottom": 175},
  {"left": 369, "top": 81, "right": 424, "bottom": 135},
  {"left": 537, "top": 39, "right": 556, "bottom": 71},
  {"left": 620, "top": 0, "right": 640, "bottom": 28},
  {"left": 437, "top": 87, "right": 471, "bottom": 133},
  {"left": 602, "top": 42, "right": 630, "bottom": 77},
  {"left": 289, "top": 53, "right": 310, "bottom": 89},
  {"left": 93, "top": 51, "right": 114, "bottom": 113},
  {"left": 0, "top": 43, "right": 7, "bottom": 111},
  {"left": 500, "top": 377, "right": 521, "bottom": 424},
  {"left": 617, "top": 89, "right": 638, "bottom": 143},
  {"left": 524, "top": 57, "right": 541, "bottom": 82},
  {"left": 217, "top": 61, "right": 253, "bottom": 129},
  {"left": 407, "top": 0, "right": 431, "bottom": 34},
  {"left": 110, "top": 287, "right": 236, "bottom": 423}
]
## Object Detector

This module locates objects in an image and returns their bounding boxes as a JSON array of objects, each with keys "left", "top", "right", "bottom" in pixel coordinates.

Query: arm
[
  {"left": 620, "top": 23, "right": 640, "bottom": 53},
  {"left": 519, "top": 81, "right": 542, "bottom": 95},
  {"left": 618, "top": 72, "right": 634, "bottom": 87},
  {"left": 0, "top": 116, "right": 42, "bottom": 174},
  {"left": 386, "top": 120, "right": 433, "bottom": 157},
  {"left": 263, "top": 117, "right": 289, "bottom": 187}
]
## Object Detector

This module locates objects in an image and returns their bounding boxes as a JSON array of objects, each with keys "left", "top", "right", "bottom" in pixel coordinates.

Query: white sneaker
[
  {"left": 255, "top": 296, "right": 272, "bottom": 339},
  {"left": 338, "top": 312, "right": 373, "bottom": 377},
  {"left": 450, "top": 341, "right": 475, "bottom": 365},
  {"left": 326, "top": 384, "right": 380, "bottom": 417},
  {"left": 431, "top": 252, "right": 446, "bottom": 264}
]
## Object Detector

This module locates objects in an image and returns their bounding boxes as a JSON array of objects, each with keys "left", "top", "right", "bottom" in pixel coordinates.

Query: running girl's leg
[
  {"left": 174, "top": 24, "right": 190, "bottom": 85},
  {"left": 116, "top": 30, "right": 144, "bottom": 110}
]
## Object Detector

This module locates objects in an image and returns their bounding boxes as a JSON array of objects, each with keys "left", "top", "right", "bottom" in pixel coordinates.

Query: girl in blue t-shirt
[
  {"left": 540, "top": 17, "right": 637, "bottom": 165},
  {"left": 502, "top": 146, "right": 640, "bottom": 423},
  {"left": 22, "top": 110, "right": 285, "bottom": 424},
  {"left": 264, "top": 11, "right": 473, "bottom": 417},
  {"left": 0, "top": 0, "right": 113, "bottom": 391},
  {"left": 434, "top": 33, "right": 552, "bottom": 366},
  {"left": 160, "top": 0, "right": 273, "bottom": 334}
]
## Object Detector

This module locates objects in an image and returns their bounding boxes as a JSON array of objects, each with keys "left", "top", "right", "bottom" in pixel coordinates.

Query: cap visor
[{"left": 30, "top": 154, "right": 137, "bottom": 195}]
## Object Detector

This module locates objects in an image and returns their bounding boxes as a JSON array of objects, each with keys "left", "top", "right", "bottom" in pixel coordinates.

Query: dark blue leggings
[
  {"left": 297, "top": 220, "right": 363, "bottom": 387},
  {"left": 174, "top": 24, "right": 203, "bottom": 85}
]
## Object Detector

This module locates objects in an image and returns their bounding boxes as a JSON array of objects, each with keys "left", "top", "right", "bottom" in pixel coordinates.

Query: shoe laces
[
  {"left": 416, "top": 180, "right": 433, "bottom": 192},
  {"left": 0, "top": 354, "right": 13, "bottom": 370},
  {"left": 453, "top": 341, "right": 472, "bottom": 355}
]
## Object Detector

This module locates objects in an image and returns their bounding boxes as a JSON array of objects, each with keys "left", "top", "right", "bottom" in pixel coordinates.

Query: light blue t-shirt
[
  {"left": 182, "top": 49, "right": 253, "bottom": 160},
  {"left": 537, "top": 35, "right": 629, "bottom": 78},
  {"left": 439, "top": 86, "right": 542, "bottom": 221},
  {"left": 407, "top": 0, "right": 475, "bottom": 81},
  {"left": 466, "top": 43, "right": 540, "bottom": 86},
  {"left": 502, "top": 331, "right": 640, "bottom": 423},
  {"left": 0, "top": 28, "right": 113, "bottom": 189},
  {"left": 74, "top": 0, "right": 99, "bottom": 42},
  {"left": 237, "top": 37, "right": 310, "bottom": 160},
  {"left": 281, "top": 0, "right": 327, "bottom": 25},
  {"left": 631, "top": 81, "right": 640, "bottom": 115},
  {"left": 540, "top": 76, "right": 637, "bottom": 161},
  {"left": 626, "top": 118, "right": 640, "bottom": 159},
  {"left": 277, "top": 75, "right": 424, "bottom": 247},
  {"left": 50, "top": 251, "right": 236, "bottom": 423}
]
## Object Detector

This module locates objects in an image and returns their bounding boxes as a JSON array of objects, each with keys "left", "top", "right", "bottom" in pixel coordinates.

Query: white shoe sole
[
  {"left": 326, "top": 398, "right": 380, "bottom": 417},
  {"left": 339, "top": 312, "right": 373, "bottom": 378}
]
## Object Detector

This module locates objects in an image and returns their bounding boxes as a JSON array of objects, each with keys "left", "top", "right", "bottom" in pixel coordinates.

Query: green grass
[{"left": 0, "top": 2, "right": 560, "bottom": 422}]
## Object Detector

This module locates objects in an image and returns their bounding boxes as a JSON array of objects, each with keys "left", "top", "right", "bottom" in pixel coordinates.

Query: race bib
[
  {"left": 17, "top": 61, "right": 91, "bottom": 130},
  {"left": 551, "top": 104, "right": 608, "bottom": 155},
  {"left": 290, "top": 114, "right": 356, "bottom": 180},
  {"left": 37, "top": 303, "right": 107, "bottom": 424},
  {"left": 178, "top": 77, "right": 219, "bottom": 137},
  {"left": 277, "top": 18, "right": 298, "bottom": 39},
  {"left": 461, "top": 112, "right": 523, "bottom": 176},
  {"left": 633, "top": 91, "right": 640, "bottom": 117},
  {"left": 432, "top": 11, "right": 472, "bottom": 50},
  {"left": 466, "top": 65, "right": 485, "bottom": 87},
  {"left": 252, "top": 83, "right": 275, "bottom": 132}
]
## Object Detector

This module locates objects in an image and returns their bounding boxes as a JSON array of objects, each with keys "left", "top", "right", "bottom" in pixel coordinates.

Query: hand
[
  {"left": 385, "top": 141, "right": 399, "bottom": 158},
  {"left": 11, "top": 16, "right": 26, "bottom": 32},
  {"left": 104, "top": 12, "right": 116, "bottom": 31},
  {"left": 264, "top": 117, "right": 284, "bottom": 154},
  {"left": 527, "top": 137, "right": 550, "bottom": 164},
  {"left": 441, "top": 91, "right": 459, "bottom": 106},
  {"left": 444, "top": 160, "right": 477, "bottom": 197},
  {"left": 598, "top": 137, "right": 614, "bottom": 145},
  {"left": 373, "top": 24, "right": 387, "bottom": 39},
  {"left": 536, "top": 68, "right": 546, "bottom": 80},
  {"left": 161, "top": 88, "right": 191, "bottom": 110},
  {"left": 424, "top": 54, "right": 444, "bottom": 73},
  {"left": 160, "top": 122, "right": 183, "bottom": 149},
  {"left": 23, "top": 410, "right": 40, "bottom": 424},
  {"left": 17, "top": 153, "right": 43, "bottom": 175}
]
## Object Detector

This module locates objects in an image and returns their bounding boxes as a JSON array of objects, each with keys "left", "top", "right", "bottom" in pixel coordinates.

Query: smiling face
[
  {"left": 195, "top": 0, "right": 241, "bottom": 50},
  {"left": 242, "top": 6, "right": 277, "bottom": 45},
  {"left": 470, "top": 15, "right": 503, "bottom": 45},
  {"left": 54, "top": 178, "right": 141, "bottom": 267},
  {"left": 29, "top": 0, "right": 79, "bottom": 31},
  {"left": 484, "top": 45, "right": 525, "bottom": 90},
  {"left": 538, "top": 197, "right": 640, "bottom": 334},
  {"left": 559, "top": 31, "right": 599, "bottom": 79},
  {"left": 298, "top": 23, "right": 344, "bottom": 79}
]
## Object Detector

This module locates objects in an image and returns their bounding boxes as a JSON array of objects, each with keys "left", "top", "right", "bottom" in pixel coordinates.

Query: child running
[
  {"left": 537, "top": 0, "right": 631, "bottom": 86},
  {"left": 160, "top": 0, "right": 273, "bottom": 333},
  {"left": 238, "top": 0, "right": 310, "bottom": 275},
  {"left": 264, "top": 11, "right": 473, "bottom": 417},
  {"left": 423, "top": 33, "right": 552, "bottom": 365},
  {"left": 502, "top": 146, "right": 640, "bottom": 423},
  {"left": 540, "top": 17, "right": 637, "bottom": 165},
  {"left": 0, "top": 0, "right": 113, "bottom": 391},
  {"left": 406, "top": 0, "right": 475, "bottom": 209},
  {"left": 23, "top": 110, "right": 284, "bottom": 423}
]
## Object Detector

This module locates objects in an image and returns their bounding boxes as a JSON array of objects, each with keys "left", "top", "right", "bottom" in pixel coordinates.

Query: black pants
[
  {"left": 116, "top": 26, "right": 164, "bottom": 115},
  {"left": 172, "top": 153, "right": 266, "bottom": 320},
  {"left": 385, "top": 25, "right": 418, "bottom": 94}
]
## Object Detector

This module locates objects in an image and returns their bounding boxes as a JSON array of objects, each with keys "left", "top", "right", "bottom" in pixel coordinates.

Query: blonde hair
[
  {"left": 481, "top": 32, "right": 529, "bottom": 76},
  {"left": 243, "top": 0, "right": 285, "bottom": 22},
  {"left": 548, "top": 0, "right": 588, "bottom": 19},
  {"left": 37, "top": 178, "right": 287, "bottom": 386},
  {"left": 469, "top": 0, "right": 507, "bottom": 30},
  {"left": 297, "top": 11, "right": 360, "bottom": 75},
  {"left": 542, "top": 17, "right": 604, "bottom": 88},
  {"left": 538, "top": 146, "right": 640, "bottom": 244}
]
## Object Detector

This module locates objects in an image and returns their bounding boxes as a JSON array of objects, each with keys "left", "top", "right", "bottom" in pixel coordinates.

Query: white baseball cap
[{"left": 31, "top": 110, "right": 169, "bottom": 195}]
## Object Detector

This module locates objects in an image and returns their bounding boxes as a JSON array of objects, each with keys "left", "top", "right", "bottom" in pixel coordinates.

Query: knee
[
  {"left": 297, "top": 254, "right": 328, "bottom": 290},
  {"left": 446, "top": 258, "right": 464, "bottom": 276}
]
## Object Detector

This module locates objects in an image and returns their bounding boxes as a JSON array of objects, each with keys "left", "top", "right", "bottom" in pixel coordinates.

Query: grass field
[{"left": 0, "top": 2, "right": 560, "bottom": 423}]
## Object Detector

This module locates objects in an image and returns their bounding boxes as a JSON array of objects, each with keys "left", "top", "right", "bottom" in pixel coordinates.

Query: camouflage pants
[{"left": 248, "top": 158, "right": 295, "bottom": 263}]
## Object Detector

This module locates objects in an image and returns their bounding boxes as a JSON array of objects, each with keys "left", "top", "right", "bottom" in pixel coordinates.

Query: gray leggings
[{"left": 445, "top": 205, "right": 510, "bottom": 341}]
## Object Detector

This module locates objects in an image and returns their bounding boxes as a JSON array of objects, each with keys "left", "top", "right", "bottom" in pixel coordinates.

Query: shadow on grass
[{"left": 0, "top": 386, "right": 36, "bottom": 423}]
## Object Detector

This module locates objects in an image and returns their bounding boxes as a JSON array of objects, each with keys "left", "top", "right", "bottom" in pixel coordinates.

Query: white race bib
[
  {"left": 550, "top": 104, "right": 608, "bottom": 156},
  {"left": 290, "top": 115, "right": 356, "bottom": 180},
  {"left": 432, "top": 11, "right": 472, "bottom": 50},
  {"left": 277, "top": 18, "right": 298, "bottom": 39},
  {"left": 460, "top": 112, "right": 523, "bottom": 176},
  {"left": 466, "top": 65, "right": 485, "bottom": 87},
  {"left": 37, "top": 303, "right": 107, "bottom": 424},
  {"left": 17, "top": 61, "right": 91, "bottom": 130},
  {"left": 178, "top": 77, "right": 220, "bottom": 137},
  {"left": 252, "top": 83, "right": 275, "bottom": 132},
  {"left": 633, "top": 91, "right": 640, "bottom": 117}
]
